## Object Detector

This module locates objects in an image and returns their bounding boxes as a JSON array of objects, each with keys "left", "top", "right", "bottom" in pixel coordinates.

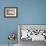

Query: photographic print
[
  {"left": 18, "top": 24, "right": 46, "bottom": 41},
  {"left": 4, "top": 7, "right": 18, "bottom": 18}
]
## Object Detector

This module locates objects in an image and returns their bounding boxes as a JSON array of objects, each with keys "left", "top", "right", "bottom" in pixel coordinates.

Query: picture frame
[
  {"left": 18, "top": 24, "right": 46, "bottom": 42},
  {"left": 4, "top": 7, "right": 18, "bottom": 18}
]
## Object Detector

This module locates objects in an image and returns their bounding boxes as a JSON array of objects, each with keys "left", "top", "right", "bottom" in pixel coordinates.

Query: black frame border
[{"left": 4, "top": 7, "right": 18, "bottom": 18}]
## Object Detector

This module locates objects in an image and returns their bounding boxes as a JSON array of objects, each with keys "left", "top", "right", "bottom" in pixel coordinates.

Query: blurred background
[{"left": 0, "top": 0, "right": 46, "bottom": 46}]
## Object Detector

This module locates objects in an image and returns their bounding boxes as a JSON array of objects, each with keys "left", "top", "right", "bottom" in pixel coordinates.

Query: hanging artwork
[
  {"left": 4, "top": 7, "right": 18, "bottom": 18},
  {"left": 18, "top": 24, "right": 46, "bottom": 41}
]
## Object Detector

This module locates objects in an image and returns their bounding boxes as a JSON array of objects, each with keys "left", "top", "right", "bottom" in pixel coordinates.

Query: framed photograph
[
  {"left": 18, "top": 24, "right": 46, "bottom": 42},
  {"left": 4, "top": 7, "right": 18, "bottom": 18}
]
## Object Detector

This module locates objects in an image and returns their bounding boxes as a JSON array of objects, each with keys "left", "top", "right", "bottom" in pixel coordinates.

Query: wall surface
[{"left": 0, "top": 0, "right": 46, "bottom": 45}]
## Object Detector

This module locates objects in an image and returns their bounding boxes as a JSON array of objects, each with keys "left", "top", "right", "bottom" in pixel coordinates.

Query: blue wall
[{"left": 0, "top": 0, "right": 46, "bottom": 44}]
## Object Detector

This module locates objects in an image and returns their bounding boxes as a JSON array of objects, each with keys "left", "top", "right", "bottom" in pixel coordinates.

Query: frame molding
[{"left": 4, "top": 7, "right": 18, "bottom": 18}]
